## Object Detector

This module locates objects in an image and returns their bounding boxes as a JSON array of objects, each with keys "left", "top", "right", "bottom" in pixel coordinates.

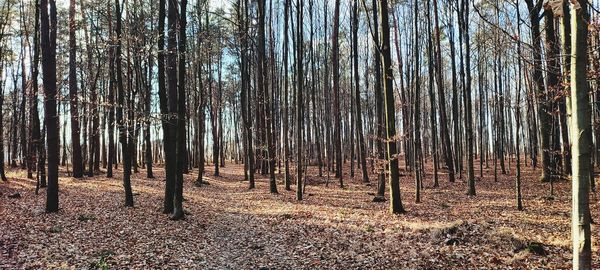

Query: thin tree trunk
[
  {"left": 460, "top": 0, "right": 475, "bottom": 196},
  {"left": 107, "top": 2, "right": 115, "bottom": 178},
  {"left": 525, "top": 0, "right": 552, "bottom": 182},
  {"left": 353, "top": 0, "right": 369, "bottom": 183},
  {"left": 380, "top": 0, "right": 405, "bottom": 214},
  {"left": 332, "top": 0, "right": 343, "bottom": 185},
  {"left": 29, "top": 0, "right": 42, "bottom": 185},
  {"left": 69, "top": 0, "right": 83, "bottom": 178},
  {"left": 115, "top": 0, "right": 133, "bottom": 207},
  {"left": 0, "top": 56, "right": 6, "bottom": 182},
  {"left": 296, "top": 0, "right": 304, "bottom": 200},
  {"left": 426, "top": 0, "right": 439, "bottom": 188}
]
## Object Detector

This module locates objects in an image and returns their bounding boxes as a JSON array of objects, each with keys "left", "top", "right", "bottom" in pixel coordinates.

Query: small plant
[
  {"left": 89, "top": 257, "right": 109, "bottom": 270},
  {"left": 526, "top": 242, "right": 547, "bottom": 256},
  {"left": 90, "top": 250, "right": 114, "bottom": 270},
  {"left": 48, "top": 225, "right": 62, "bottom": 233},
  {"left": 365, "top": 225, "right": 375, "bottom": 233},
  {"left": 78, "top": 214, "right": 97, "bottom": 222}
]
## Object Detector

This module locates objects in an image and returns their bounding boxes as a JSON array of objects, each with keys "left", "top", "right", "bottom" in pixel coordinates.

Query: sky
[{"left": 52, "top": 0, "right": 231, "bottom": 10}]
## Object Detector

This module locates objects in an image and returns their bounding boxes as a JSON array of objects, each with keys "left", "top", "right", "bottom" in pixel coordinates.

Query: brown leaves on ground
[{"left": 0, "top": 160, "right": 599, "bottom": 269}]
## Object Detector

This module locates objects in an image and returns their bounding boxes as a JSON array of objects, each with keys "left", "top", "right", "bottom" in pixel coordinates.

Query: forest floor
[{"left": 1, "top": 160, "right": 599, "bottom": 269}]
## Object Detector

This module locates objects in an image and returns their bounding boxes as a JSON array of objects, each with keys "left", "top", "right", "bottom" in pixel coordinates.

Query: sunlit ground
[{"left": 1, "top": 159, "right": 598, "bottom": 269}]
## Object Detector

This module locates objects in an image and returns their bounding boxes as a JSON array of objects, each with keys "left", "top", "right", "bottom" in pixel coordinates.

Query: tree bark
[
  {"left": 525, "top": 0, "right": 552, "bottom": 182},
  {"left": 69, "top": 0, "right": 83, "bottom": 178},
  {"left": 569, "top": 1, "right": 592, "bottom": 268},
  {"left": 171, "top": 0, "right": 187, "bottom": 220},
  {"left": 380, "top": 0, "right": 405, "bottom": 214},
  {"left": 353, "top": 0, "right": 369, "bottom": 184},
  {"left": 115, "top": 0, "right": 134, "bottom": 207},
  {"left": 332, "top": 0, "right": 343, "bottom": 185},
  {"left": 296, "top": 0, "right": 304, "bottom": 201},
  {"left": 40, "top": 0, "right": 59, "bottom": 212}
]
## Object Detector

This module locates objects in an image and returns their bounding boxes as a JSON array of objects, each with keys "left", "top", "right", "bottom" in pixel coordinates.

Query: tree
[
  {"left": 525, "top": 0, "right": 552, "bottom": 182},
  {"left": 31, "top": 0, "right": 43, "bottom": 186},
  {"left": 143, "top": 2, "right": 154, "bottom": 179},
  {"left": 380, "top": 0, "right": 404, "bottom": 214},
  {"left": 373, "top": 0, "right": 386, "bottom": 200},
  {"left": 569, "top": 0, "right": 592, "bottom": 267},
  {"left": 426, "top": 0, "right": 439, "bottom": 188},
  {"left": 18, "top": 1, "right": 30, "bottom": 178},
  {"left": 69, "top": 0, "right": 83, "bottom": 178},
  {"left": 107, "top": 1, "right": 116, "bottom": 178},
  {"left": 158, "top": 0, "right": 176, "bottom": 214},
  {"left": 171, "top": 0, "right": 187, "bottom": 220},
  {"left": 209, "top": 14, "right": 220, "bottom": 178},
  {"left": 0, "top": 58, "right": 6, "bottom": 182},
  {"left": 433, "top": 0, "right": 454, "bottom": 182},
  {"left": 40, "top": 0, "right": 59, "bottom": 213},
  {"left": 257, "top": 0, "right": 277, "bottom": 194},
  {"left": 165, "top": 0, "right": 184, "bottom": 220},
  {"left": 461, "top": 0, "right": 475, "bottom": 196},
  {"left": 0, "top": 0, "right": 12, "bottom": 183},
  {"left": 448, "top": 0, "right": 461, "bottom": 178},
  {"left": 515, "top": 1, "right": 523, "bottom": 211},
  {"left": 195, "top": 0, "right": 207, "bottom": 186},
  {"left": 236, "top": 0, "right": 255, "bottom": 190},
  {"left": 332, "top": 0, "right": 343, "bottom": 184},
  {"left": 560, "top": 0, "right": 572, "bottom": 177},
  {"left": 115, "top": 0, "right": 134, "bottom": 207},
  {"left": 296, "top": 0, "right": 304, "bottom": 201},
  {"left": 0, "top": 57, "right": 6, "bottom": 182},
  {"left": 353, "top": 0, "right": 369, "bottom": 184},
  {"left": 178, "top": 0, "right": 189, "bottom": 175},
  {"left": 413, "top": 0, "right": 423, "bottom": 203},
  {"left": 282, "top": 0, "right": 291, "bottom": 190},
  {"left": 544, "top": 3, "right": 563, "bottom": 178}
]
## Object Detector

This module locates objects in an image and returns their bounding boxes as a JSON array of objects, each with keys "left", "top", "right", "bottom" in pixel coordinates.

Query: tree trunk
[
  {"left": 257, "top": 0, "right": 277, "bottom": 194},
  {"left": 296, "top": 0, "right": 304, "bottom": 201},
  {"left": 115, "top": 0, "right": 133, "bottom": 207},
  {"left": 18, "top": 4, "right": 30, "bottom": 177},
  {"left": 0, "top": 56, "right": 7, "bottom": 182},
  {"left": 353, "top": 0, "right": 369, "bottom": 184},
  {"left": 380, "top": 0, "right": 405, "bottom": 214},
  {"left": 332, "top": 0, "right": 343, "bottom": 185},
  {"left": 426, "top": 0, "right": 439, "bottom": 188},
  {"left": 282, "top": 0, "right": 291, "bottom": 190},
  {"left": 373, "top": 0, "right": 386, "bottom": 198},
  {"left": 107, "top": 2, "right": 115, "bottom": 178},
  {"left": 40, "top": 0, "right": 59, "bottom": 213},
  {"left": 195, "top": 0, "right": 206, "bottom": 186},
  {"left": 171, "top": 0, "right": 187, "bottom": 220},
  {"left": 29, "top": 0, "right": 42, "bottom": 185},
  {"left": 413, "top": 0, "right": 423, "bottom": 203},
  {"left": 158, "top": 0, "right": 175, "bottom": 214},
  {"left": 461, "top": 0, "right": 475, "bottom": 196},
  {"left": 178, "top": 0, "right": 188, "bottom": 175},
  {"left": 448, "top": 0, "right": 460, "bottom": 178},
  {"left": 433, "top": 0, "right": 454, "bottom": 182},
  {"left": 569, "top": 1, "right": 592, "bottom": 268},
  {"left": 69, "top": 0, "right": 83, "bottom": 178},
  {"left": 525, "top": 0, "right": 552, "bottom": 182},
  {"left": 515, "top": 2, "right": 523, "bottom": 211}
]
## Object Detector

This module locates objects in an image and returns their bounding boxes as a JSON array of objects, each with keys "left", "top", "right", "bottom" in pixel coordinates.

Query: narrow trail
[{"left": 196, "top": 172, "right": 305, "bottom": 269}]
